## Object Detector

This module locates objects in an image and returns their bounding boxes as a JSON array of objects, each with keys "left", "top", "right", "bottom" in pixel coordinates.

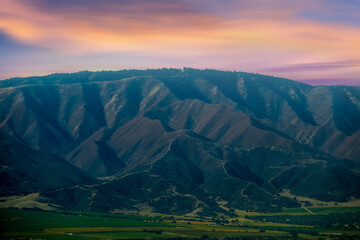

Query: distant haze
[{"left": 1, "top": 0, "right": 360, "bottom": 85}]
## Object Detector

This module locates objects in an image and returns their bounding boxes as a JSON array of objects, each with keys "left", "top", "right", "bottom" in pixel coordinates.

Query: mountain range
[{"left": 1, "top": 68, "right": 359, "bottom": 216}]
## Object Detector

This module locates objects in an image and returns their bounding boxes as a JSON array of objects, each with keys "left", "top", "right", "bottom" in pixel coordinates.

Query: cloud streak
[{"left": 263, "top": 60, "right": 360, "bottom": 72}]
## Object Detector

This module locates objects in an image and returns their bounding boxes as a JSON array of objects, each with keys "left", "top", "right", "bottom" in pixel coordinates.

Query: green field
[{"left": 1, "top": 207, "right": 360, "bottom": 239}]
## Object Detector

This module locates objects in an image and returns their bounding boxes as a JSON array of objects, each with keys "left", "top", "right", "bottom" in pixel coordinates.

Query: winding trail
[
  {"left": 149, "top": 139, "right": 175, "bottom": 165},
  {"left": 303, "top": 207, "right": 316, "bottom": 215},
  {"left": 118, "top": 139, "right": 176, "bottom": 179}
]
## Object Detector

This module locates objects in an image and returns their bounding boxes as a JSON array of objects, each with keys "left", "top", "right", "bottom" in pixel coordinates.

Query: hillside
[{"left": 0, "top": 68, "right": 359, "bottom": 215}]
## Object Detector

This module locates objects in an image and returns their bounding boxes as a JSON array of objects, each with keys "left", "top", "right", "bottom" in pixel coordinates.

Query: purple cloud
[
  {"left": 19, "top": 0, "right": 197, "bottom": 15},
  {"left": 263, "top": 60, "right": 360, "bottom": 73}
]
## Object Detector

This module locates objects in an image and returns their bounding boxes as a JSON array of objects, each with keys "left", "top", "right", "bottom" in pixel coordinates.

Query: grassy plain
[{"left": 1, "top": 207, "right": 360, "bottom": 239}]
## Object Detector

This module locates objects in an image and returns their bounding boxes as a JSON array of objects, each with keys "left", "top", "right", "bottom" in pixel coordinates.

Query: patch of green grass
[
  {"left": 82, "top": 231, "right": 170, "bottom": 239},
  {"left": 273, "top": 208, "right": 310, "bottom": 215},
  {"left": 244, "top": 206, "right": 360, "bottom": 217},
  {"left": 0, "top": 208, "right": 169, "bottom": 232},
  {"left": 309, "top": 207, "right": 360, "bottom": 214}
]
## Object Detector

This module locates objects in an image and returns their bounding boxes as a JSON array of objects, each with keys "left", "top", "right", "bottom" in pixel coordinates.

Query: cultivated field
[{"left": 1, "top": 207, "right": 360, "bottom": 239}]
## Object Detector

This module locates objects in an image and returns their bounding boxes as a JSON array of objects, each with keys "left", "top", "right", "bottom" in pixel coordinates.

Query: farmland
[{"left": 1, "top": 207, "right": 360, "bottom": 239}]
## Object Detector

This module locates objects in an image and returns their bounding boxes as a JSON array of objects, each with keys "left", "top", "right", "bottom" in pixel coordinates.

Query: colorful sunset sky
[{"left": 1, "top": 0, "right": 360, "bottom": 85}]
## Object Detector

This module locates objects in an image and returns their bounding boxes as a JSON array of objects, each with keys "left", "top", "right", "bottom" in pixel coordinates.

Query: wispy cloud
[
  {"left": 259, "top": 60, "right": 360, "bottom": 86},
  {"left": 263, "top": 60, "right": 360, "bottom": 72}
]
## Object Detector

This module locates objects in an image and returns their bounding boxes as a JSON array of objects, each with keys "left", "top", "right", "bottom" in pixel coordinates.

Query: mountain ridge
[{"left": 0, "top": 68, "right": 359, "bottom": 215}]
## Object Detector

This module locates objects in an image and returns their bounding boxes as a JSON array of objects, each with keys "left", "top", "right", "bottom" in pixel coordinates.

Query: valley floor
[{"left": 1, "top": 207, "right": 360, "bottom": 240}]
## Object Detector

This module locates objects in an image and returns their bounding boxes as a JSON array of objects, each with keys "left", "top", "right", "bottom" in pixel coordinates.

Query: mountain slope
[
  {"left": 1, "top": 69, "right": 359, "bottom": 162},
  {"left": 0, "top": 69, "right": 359, "bottom": 214},
  {"left": 0, "top": 132, "right": 95, "bottom": 196}
]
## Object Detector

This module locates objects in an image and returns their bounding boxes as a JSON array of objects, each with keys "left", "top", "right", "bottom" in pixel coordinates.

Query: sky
[{"left": 1, "top": 0, "right": 360, "bottom": 85}]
